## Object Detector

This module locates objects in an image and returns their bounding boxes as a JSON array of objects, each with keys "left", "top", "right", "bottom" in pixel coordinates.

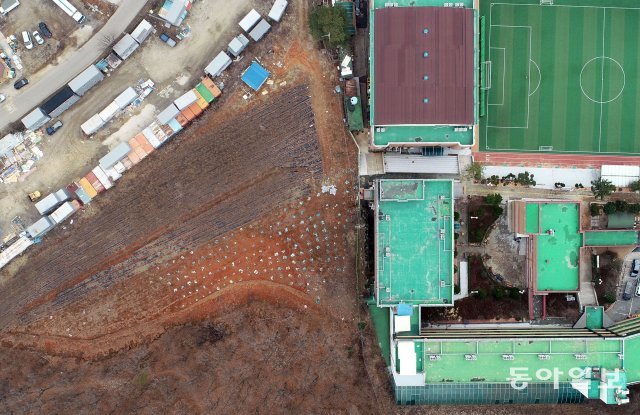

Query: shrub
[
  {"left": 309, "top": 6, "right": 349, "bottom": 48},
  {"left": 485, "top": 193, "right": 503, "bottom": 206},
  {"left": 589, "top": 204, "right": 600, "bottom": 217},
  {"left": 603, "top": 202, "right": 617, "bottom": 215},
  {"left": 630, "top": 180, "right": 640, "bottom": 192},
  {"left": 454, "top": 211, "right": 460, "bottom": 221},
  {"left": 508, "top": 288, "right": 521, "bottom": 300},
  {"left": 591, "top": 177, "right": 616, "bottom": 200}
]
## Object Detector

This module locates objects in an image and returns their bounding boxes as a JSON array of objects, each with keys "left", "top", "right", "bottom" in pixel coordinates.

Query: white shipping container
[
  {"left": 113, "top": 161, "right": 126, "bottom": 174},
  {"left": 81, "top": 114, "right": 106, "bottom": 135},
  {"left": 49, "top": 201, "right": 80, "bottom": 224},
  {"left": 142, "top": 127, "right": 161, "bottom": 148},
  {"left": 92, "top": 166, "right": 113, "bottom": 190},
  {"left": 114, "top": 87, "right": 138, "bottom": 109},
  {"left": 103, "top": 166, "right": 122, "bottom": 182},
  {"left": 174, "top": 90, "right": 198, "bottom": 110},
  {"left": 98, "top": 102, "right": 120, "bottom": 123}
]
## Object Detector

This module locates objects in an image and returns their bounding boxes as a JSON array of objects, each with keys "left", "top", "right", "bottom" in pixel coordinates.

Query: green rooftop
[
  {"left": 372, "top": 0, "right": 474, "bottom": 8},
  {"left": 375, "top": 179, "right": 454, "bottom": 306},
  {"left": 585, "top": 307, "right": 604, "bottom": 330},
  {"left": 531, "top": 202, "right": 582, "bottom": 292},
  {"left": 345, "top": 95, "right": 364, "bottom": 131},
  {"left": 422, "top": 338, "right": 624, "bottom": 383},
  {"left": 583, "top": 230, "right": 640, "bottom": 247}
]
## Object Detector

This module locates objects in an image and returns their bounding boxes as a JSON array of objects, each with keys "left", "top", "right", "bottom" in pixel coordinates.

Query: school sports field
[{"left": 480, "top": 0, "right": 640, "bottom": 154}]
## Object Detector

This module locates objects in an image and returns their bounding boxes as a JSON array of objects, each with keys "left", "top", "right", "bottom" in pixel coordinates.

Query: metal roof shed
[
  {"left": 174, "top": 89, "right": 198, "bottom": 110},
  {"left": 41, "top": 86, "right": 79, "bottom": 117},
  {"left": 241, "top": 61, "right": 270, "bottom": 91},
  {"left": 239, "top": 9, "right": 261, "bottom": 32},
  {"left": 26, "top": 216, "right": 55, "bottom": 239},
  {"left": 35, "top": 193, "right": 64, "bottom": 215},
  {"left": 157, "top": 103, "right": 180, "bottom": 125},
  {"left": 268, "top": 0, "right": 288, "bottom": 22},
  {"left": 68, "top": 65, "right": 104, "bottom": 96},
  {"left": 204, "top": 51, "right": 232, "bottom": 78},
  {"left": 49, "top": 201, "right": 80, "bottom": 224},
  {"left": 21, "top": 108, "right": 50, "bottom": 130},
  {"left": 227, "top": 34, "right": 249, "bottom": 57},
  {"left": 130, "top": 19, "right": 154, "bottom": 44},
  {"left": 114, "top": 87, "right": 138, "bottom": 109},
  {"left": 98, "top": 102, "right": 120, "bottom": 122},
  {"left": 0, "top": 0, "right": 20, "bottom": 15},
  {"left": 249, "top": 19, "right": 271, "bottom": 42},
  {"left": 113, "top": 33, "right": 139, "bottom": 60},
  {"left": 158, "top": 0, "right": 191, "bottom": 26},
  {"left": 383, "top": 154, "right": 460, "bottom": 175},
  {"left": 99, "top": 142, "right": 132, "bottom": 170},
  {"left": 0, "top": 133, "right": 24, "bottom": 157},
  {"left": 601, "top": 165, "right": 640, "bottom": 188}
]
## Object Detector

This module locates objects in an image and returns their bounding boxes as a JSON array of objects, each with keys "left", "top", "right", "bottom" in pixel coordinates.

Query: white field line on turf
[
  {"left": 486, "top": 26, "right": 531, "bottom": 129},
  {"left": 488, "top": 47, "right": 505, "bottom": 106},
  {"left": 598, "top": 9, "right": 605, "bottom": 153}
]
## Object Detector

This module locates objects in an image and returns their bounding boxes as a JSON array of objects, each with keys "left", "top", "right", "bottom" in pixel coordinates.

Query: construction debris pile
[{"left": 0, "top": 131, "right": 44, "bottom": 184}]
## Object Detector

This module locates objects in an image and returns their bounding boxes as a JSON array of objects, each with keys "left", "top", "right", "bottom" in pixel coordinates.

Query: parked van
[
  {"left": 623, "top": 281, "right": 635, "bottom": 301},
  {"left": 22, "top": 31, "right": 33, "bottom": 50},
  {"left": 632, "top": 259, "right": 640, "bottom": 277}
]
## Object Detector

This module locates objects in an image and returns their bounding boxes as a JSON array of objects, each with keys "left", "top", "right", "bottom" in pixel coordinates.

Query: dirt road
[{"left": 0, "top": 0, "right": 148, "bottom": 130}]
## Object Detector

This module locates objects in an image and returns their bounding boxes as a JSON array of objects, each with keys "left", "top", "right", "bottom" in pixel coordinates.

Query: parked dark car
[
  {"left": 39, "top": 22, "right": 53, "bottom": 38},
  {"left": 46, "top": 120, "right": 63, "bottom": 135},
  {"left": 623, "top": 281, "right": 635, "bottom": 301},
  {"left": 632, "top": 259, "right": 640, "bottom": 277},
  {"left": 14, "top": 78, "right": 29, "bottom": 89}
]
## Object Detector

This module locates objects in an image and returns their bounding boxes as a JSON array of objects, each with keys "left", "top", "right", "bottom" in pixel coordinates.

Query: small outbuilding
[
  {"left": 248, "top": 19, "right": 271, "bottom": 42},
  {"left": 68, "top": 65, "right": 104, "bottom": 96},
  {"left": 158, "top": 0, "right": 192, "bottom": 26},
  {"left": 99, "top": 142, "right": 132, "bottom": 171},
  {"left": 241, "top": 61, "right": 270, "bottom": 91},
  {"left": 81, "top": 114, "right": 106, "bottom": 135},
  {"left": 204, "top": 51, "right": 232, "bottom": 78},
  {"left": 227, "top": 34, "right": 250, "bottom": 57},
  {"left": 130, "top": 19, "right": 154, "bottom": 44},
  {"left": 268, "top": 0, "right": 288, "bottom": 22},
  {"left": 0, "top": 0, "right": 20, "bottom": 15},
  {"left": 157, "top": 103, "right": 181, "bottom": 125},
  {"left": 114, "top": 87, "right": 138, "bottom": 109},
  {"left": 239, "top": 9, "right": 261, "bottom": 32},
  {"left": 41, "top": 86, "right": 80, "bottom": 118},
  {"left": 113, "top": 33, "right": 140, "bottom": 60},
  {"left": 26, "top": 216, "right": 55, "bottom": 239},
  {"left": 21, "top": 108, "right": 50, "bottom": 131}
]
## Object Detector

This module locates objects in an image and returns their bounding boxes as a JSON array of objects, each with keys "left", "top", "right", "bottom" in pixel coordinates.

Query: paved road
[
  {"left": 0, "top": 0, "right": 149, "bottom": 130},
  {"left": 607, "top": 251, "right": 640, "bottom": 321}
]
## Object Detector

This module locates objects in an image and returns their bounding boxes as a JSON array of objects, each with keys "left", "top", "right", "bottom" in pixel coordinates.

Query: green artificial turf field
[{"left": 481, "top": 0, "right": 640, "bottom": 154}]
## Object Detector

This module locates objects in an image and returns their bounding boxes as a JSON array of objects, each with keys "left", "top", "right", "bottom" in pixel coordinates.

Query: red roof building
[{"left": 373, "top": 7, "right": 475, "bottom": 126}]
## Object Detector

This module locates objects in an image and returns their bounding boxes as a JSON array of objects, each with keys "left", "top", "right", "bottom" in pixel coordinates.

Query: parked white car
[
  {"left": 21, "top": 31, "right": 33, "bottom": 50},
  {"left": 11, "top": 54, "right": 23, "bottom": 71},
  {"left": 32, "top": 31, "right": 44, "bottom": 45},
  {"left": 0, "top": 94, "right": 6, "bottom": 104}
]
